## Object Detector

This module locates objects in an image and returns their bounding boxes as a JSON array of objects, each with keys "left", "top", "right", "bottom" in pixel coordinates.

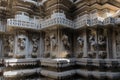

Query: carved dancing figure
[{"left": 89, "top": 33, "right": 97, "bottom": 51}]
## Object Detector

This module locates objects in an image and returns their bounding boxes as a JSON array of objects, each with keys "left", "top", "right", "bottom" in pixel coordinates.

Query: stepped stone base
[{"left": 0, "top": 58, "right": 119, "bottom": 80}]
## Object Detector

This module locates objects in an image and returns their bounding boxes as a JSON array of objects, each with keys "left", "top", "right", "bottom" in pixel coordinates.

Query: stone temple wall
[
  {"left": 0, "top": 25, "right": 119, "bottom": 80},
  {"left": 0, "top": 0, "right": 119, "bottom": 80}
]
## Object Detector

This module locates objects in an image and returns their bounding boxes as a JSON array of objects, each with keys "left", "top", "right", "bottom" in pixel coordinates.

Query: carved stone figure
[
  {"left": 8, "top": 36, "right": 14, "bottom": 53},
  {"left": 62, "top": 34, "right": 70, "bottom": 50},
  {"left": 45, "top": 36, "right": 50, "bottom": 51},
  {"left": 18, "top": 35, "right": 26, "bottom": 50},
  {"left": 89, "top": 33, "right": 97, "bottom": 51},
  {"left": 98, "top": 35, "right": 106, "bottom": 50},
  {"left": 3, "top": 37, "right": 10, "bottom": 57},
  {"left": 77, "top": 36, "right": 84, "bottom": 49},
  {"left": 50, "top": 34, "right": 57, "bottom": 50},
  {"left": 98, "top": 35, "right": 106, "bottom": 45},
  {"left": 4, "top": 37, "right": 9, "bottom": 50},
  {"left": 32, "top": 36, "right": 39, "bottom": 53}
]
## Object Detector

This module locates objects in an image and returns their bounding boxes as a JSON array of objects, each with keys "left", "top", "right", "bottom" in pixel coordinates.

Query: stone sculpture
[
  {"left": 50, "top": 34, "right": 57, "bottom": 50},
  {"left": 98, "top": 34, "right": 106, "bottom": 50},
  {"left": 32, "top": 36, "right": 39, "bottom": 53},
  {"left": 8, "top": 36, "right": 14, "bottom": 53},
  {"left": 18, "top": 36, "right": 26, "bottom": 50},
  {"left": 62, "top": 34, "right": 70, "bottom": 50},
  {"left": 45, "top": 36, "right": 50, "bottom": 51},
  {"left": 76, "top": 36, "right": 84, "bottom": 58},
  {"left": 98, "top": 35, "right": 106, "bottom": 45},
  {"left": 89, "top": 33, "right": 97, "bottom": 51},
  {"left": 88, "top": 33, "right": 97, "bottom": 58},
  {"left": 77, "top": 36, "right": 84, "bottom": 49}
]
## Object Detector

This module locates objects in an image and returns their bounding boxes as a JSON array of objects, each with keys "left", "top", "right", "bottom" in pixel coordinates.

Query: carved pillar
[
  {"left": 0, "top": 35, "right": 3, "bottom": 57},
  {"left": 112, "top": 28, "right": 116, "bottom": 58},
  {"left": 39, "top": 32, "right": 44, "bottom": 57},
  {"left": 83, "top": 29, "right": 88, "bottom": 58},
  {"left": 113, "top": 28, "right": 120, "bottom": 59},
  {"left": 107, "top": 28, "right": 113, "bottom": 58}
]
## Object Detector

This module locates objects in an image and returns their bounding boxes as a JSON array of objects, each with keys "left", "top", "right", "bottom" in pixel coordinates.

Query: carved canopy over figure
[
  {"left": 8, "top": 36, "right": 14, "bottom": 53},
  {"left": 77, "top": 36, "right": 84, "bottom": 48},
  {"left": 32, "top": 36, "right": 39, "bottom": 53},
  {"left": 62, "top": 34, "right": 70, "bottom": 50},
  {"left": 18, "top": 35, "right": 26, "bottom": 50}
]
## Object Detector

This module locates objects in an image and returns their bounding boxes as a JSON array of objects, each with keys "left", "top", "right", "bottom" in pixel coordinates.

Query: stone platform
[{"left": 0, "top": 58, "right": 119, "bottom": 80}]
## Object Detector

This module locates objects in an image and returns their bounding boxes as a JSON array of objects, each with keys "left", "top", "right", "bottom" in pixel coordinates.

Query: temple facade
[{"left": 0, "top": 0, "right": 120, "bottom": 80}]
